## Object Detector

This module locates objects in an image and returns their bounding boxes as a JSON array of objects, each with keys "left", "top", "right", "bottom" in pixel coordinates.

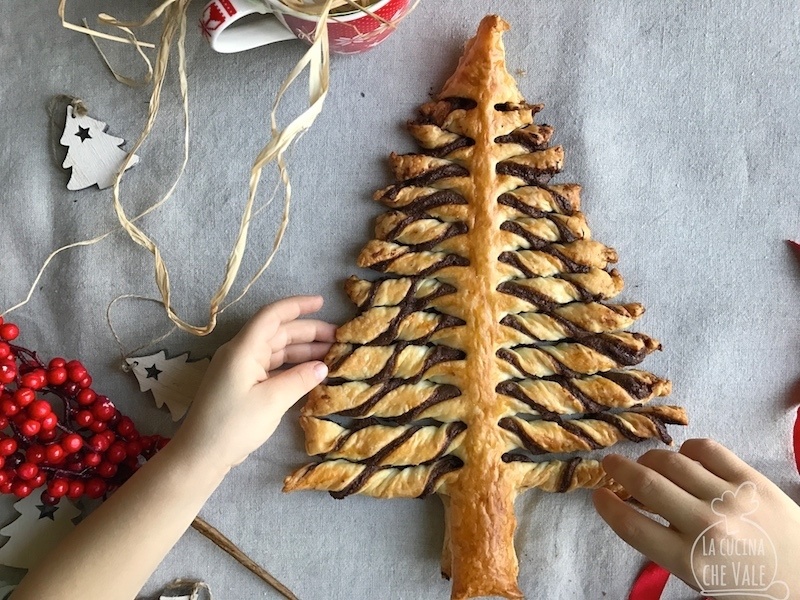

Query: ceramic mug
[{"left": 199, "top": 0, "right": 412, "bottom": 54}]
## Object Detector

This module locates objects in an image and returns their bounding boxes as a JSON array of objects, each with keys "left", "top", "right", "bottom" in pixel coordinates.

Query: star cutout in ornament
[
  {"left": 37, "top": 504, "right": 58, "bottom": 521},
  {"left": 145, "top": 364, "right": 162, "bottom": 380},
  {"left": 75, "top": 126, "right": 92, "bottom": 142}
]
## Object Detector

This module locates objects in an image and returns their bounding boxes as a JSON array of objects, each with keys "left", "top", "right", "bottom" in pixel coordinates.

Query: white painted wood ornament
[
  {"left": 126, "top": 351, "right": 210, "bottom": 421},
  {"left": 0, "top": 495, "right": 80, "bottom": 570},
  {"left": 60, "top": 105, "right": 140, "bottom": 190}
]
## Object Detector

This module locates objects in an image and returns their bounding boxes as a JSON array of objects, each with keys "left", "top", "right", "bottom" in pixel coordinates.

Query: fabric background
[{"left": 1, "top": 1, "right": 799, "bottom": 598}]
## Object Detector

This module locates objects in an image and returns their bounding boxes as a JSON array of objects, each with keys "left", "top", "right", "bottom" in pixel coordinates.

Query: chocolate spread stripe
[
  {"left": 383, "top": 217, "right": 469, "bottom": 253},
  {"left": 329, "top": 450, "right": 466, "bottom": 500},
  {"left": 496, "top": 347, "right": 579, "bottom": 379},
  {"left": 368, "top": 278, "right": 466, "bottom": 345},
  {"left": 557, "top": 457, "right": 582, "bottom": 493},
  {"left": 327, "top": 342, "right": 466, "bottom": 386},
  {"left": 424, "top": 137, "right": 475, "bottom": 159},
  {"left": 500, "top": 219, "right": 580, "bottom": 248},
  {"left": 499, "top": 416, "right": 604, "bottom": 454},
  {"left": 600, "top": 371, "right": 654, "bottom": 400},
  {"left": 369, "top": 252, "right": 470, "bottom": 276},
  {"left": 495, "top": 377, "right": 614, "bottom": 416},
  {"left": 496, "top": 161, "right": 560, "bottom": 185},
  {"left": 381, "top": 164, "right": 470, "bottom": 202},
  {"left": 499, "top": 248, "right": 590, "bottom": 276},
  {"left": 497, "top": 279, "right": 599, "bottom": 310},
  {"left": 335, "top": 383, "right": 462, "bottom": 423},
  {"left": 376, "top": 188, "right": 468, "bottom": 211},
  {"left": 494, "top": 129, "right": 551, "bottom": 153},
  {"left": 498, "top": 189, "right": 574, "bottom": 216},
  {"left": 506, "top": 334, "right": 654, "bottom": 368},
  {"left": 357, "top": 278, "right": 457, "bottom": 312}
]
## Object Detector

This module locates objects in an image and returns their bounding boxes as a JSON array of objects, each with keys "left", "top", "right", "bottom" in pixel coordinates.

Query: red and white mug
[{"left": 199, "top": 0, "right": 412, "bottom": 54}]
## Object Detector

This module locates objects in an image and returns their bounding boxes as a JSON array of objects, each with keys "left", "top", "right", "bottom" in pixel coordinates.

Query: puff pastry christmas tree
[{"left": 285, "top": 15, "right": 686, "bottom": 600}]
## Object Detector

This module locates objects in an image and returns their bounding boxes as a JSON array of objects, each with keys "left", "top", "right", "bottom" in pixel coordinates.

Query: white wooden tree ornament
[
  {"left": 60, "top": 105, "right": 140, "bottom": 190},
  {"left": 126, "top": 351, "right": 210, "bottom": 421},
  {"left": 0, "top": 495, "right": 80, "bottom": 570}
]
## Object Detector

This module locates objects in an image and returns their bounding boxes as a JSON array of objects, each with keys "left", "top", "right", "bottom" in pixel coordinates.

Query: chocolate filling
[
  {"left": 494, "top": 128, "right": 551, "bottom": 153},
  {"left": 496, "top": 161, "right": 559, "bottom": 185},
  {"left": 369, "top": 252, "right": 470, "bottom": 276},
  {"left": 383, "top": 217, "right": 468, "bottom": 253},
  {"left": 498, "top": 189, "right": 574, "bottom": 216},
  {"left": 500, "top": 218, "right": 579, "bottom": 247},
  {"left": 381, "top": 164, "right": 469, "bottom": 202},
  {"left": 424, "top": 137, "right": 475, "bottom": 159}
]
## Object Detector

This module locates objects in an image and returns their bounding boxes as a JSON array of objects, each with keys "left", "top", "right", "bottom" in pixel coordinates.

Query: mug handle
[{"left": 201, "top": 0, "right": 296, "bottom": 53}]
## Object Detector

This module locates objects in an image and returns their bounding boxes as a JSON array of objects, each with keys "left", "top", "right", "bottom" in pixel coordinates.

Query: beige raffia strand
[{"left": 19, "top": 0, "right": 335, "bottom": 337}]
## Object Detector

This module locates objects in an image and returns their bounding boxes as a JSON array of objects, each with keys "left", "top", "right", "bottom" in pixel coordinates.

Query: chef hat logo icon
[{"left": 690, "top": 482, "right": 789, "bottom": 599}]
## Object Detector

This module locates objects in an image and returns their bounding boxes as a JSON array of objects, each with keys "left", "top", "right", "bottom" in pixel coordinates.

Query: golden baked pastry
[{"left": 285, "top": 15, "right": 686, "bottom": 600}]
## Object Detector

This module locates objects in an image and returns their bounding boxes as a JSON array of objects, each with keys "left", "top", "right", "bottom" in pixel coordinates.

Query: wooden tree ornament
[
  {"left": 60, "top": 105, "right": 139, "bottom": 191},
  {"left": 284, "top": 15, "right": 686, "bottom": 600}
]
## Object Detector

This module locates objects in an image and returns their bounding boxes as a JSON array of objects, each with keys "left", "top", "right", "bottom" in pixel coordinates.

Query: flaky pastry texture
[{"left": 285, "top": 15, "right": 685, "bottom": 600}]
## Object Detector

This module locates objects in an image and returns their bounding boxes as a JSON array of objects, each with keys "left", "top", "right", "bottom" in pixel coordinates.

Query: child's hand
[
  {"left": 170, "top": 296, "right": 335, "bottom": 473},
  {"left": 593, "top": 439, "right": 800, "bottom": 594}
]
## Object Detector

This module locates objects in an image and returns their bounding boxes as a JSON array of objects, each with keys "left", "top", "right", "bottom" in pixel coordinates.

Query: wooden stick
[{"left": 191, "top": 516, "right": 298, "bottom": 600}]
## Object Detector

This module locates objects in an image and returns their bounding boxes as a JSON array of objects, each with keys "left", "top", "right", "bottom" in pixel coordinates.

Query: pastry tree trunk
[{"left": 285, "top": 15, "right": 683, "bottom": 600}]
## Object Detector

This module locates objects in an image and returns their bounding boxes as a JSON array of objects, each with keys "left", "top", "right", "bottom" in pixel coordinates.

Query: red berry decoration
[{"left": 0, "top": 320, "right": 168, "bottom": 506}]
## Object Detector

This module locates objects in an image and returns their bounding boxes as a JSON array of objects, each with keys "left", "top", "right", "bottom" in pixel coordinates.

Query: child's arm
[
  {"left": 11, "top": 296, "right": 335, "bottom": 600},
  {"left": 594, "top": 438, "right": 800, "bottom": 594}
]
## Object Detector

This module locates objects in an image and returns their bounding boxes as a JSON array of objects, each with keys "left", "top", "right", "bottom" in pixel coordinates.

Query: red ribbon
[
  {"left": 628, "top": 562, "right": 670, "bottom": 600},
  {"left": 794, "top": 406, "right": 800, "bottom": 476}
]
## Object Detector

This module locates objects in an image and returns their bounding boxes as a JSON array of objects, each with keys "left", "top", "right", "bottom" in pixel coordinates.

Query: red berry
[
  {"left": 0, "top": 417, "right": 7, "bottom": 430},
  {"left": 85, "top": 478, "right": 107, "bottom": 499},
  {"left": 83, "top": 451, "right": 102, "bottom": 467},
  {"left": 0, "top": 324, "right": 19, "bottom": 342},
  {"left": 96, "top": 461, "right": 117, "bottom": 478},
  {"left": 40, "top": 492, "right": 60, "bottom": 506},
  {"left": 76, "top": 389, "right": 96, "bottom": 406},
  {"left": 75, "top": 410, "right": 94, "bottom": 427},
  {"left": 106, "top": 442, "right": 127, "bottom": 464},
  {"left": 125, "top": 440, "right": 143, "bottom": 457},
  {"left": 12, "top": 481, "right": 32, "bottom": 498},
  {"left": 115, "top": 416, "right": 135, "bottom": 438},
  {"left": 66, "top": 480, "right": 84, "bottom": 499},
  {"left": 27, "top": 400, "right": 51, "bottom": 421},
  {"left": 102, "top": 430, "right": 116, "bottom": 445},
  {"left": 30, "top": 472, "right": 46, "bottom": 488},
  {"left": 20, "top": 370, "right": 47, "bottom": 391},
  {"left": 0, "top": 360, "right": 15, "bottom": 385},
  {"left": 20, "top": 419, "right": 41, "bottom": 437},
  {"left": 25, "top": 445, "right": 46, "bottom": 464},
  {"left": 0, "top": 398, "right": 18, "bottom": 417},
  {"left": 89, "top": 434, "right": 109, "bottom": 453},
  {"left": 62, "top": 381, "right": 79, "bottom": 396},
  {"left": 13, "top": 388, "right": 34, "bottom": 408},
  {"left": 0, "top": 343, "right": 10, "bottom": 360},
  {"left": 62, "top": 433, "right": 83, "bottom": 453},
  {"left": 77, "top": 375, "right": 92, "bottom": 389},
  {"left": 48, "top": 358, "right": 67, "bottom": 369},
  {"left": 45, "top": 444, "right": 65, "bottom": 464},
  {"left": 67, "top": 363, "right": 87, "bottom": 384},
  {"left": 65, "top": 458, "right": 84, "bottom": 472},
  {"left": 47, "top": 478, "right": 69, "bottom": 498},
  {"left": 92, "top": 400, "right": 116, "bottom": 422},
  {"left": 37, "top": 428, "right": 57, "bottom": 442},
  {"left": 46, "top": 367, "right": 68, "bottom": 386},
  {"left": 0, "top": 438, "right": 17, "bottom": 456},
  {"left": 17, "top": 462, "right": 38, "bottom": 481},
  {"left": 88, "top": 421, "right": 107, "bottom": 433},
  {"left": 40, "top": 412, "right": 58, "bottom": 431}
]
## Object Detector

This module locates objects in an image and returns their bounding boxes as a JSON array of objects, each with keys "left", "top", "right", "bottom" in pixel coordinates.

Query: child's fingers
[
  {"left": 637, "top": 449, "right": 730, "bottom": 501},
  {"left": 268, "top": 342, "right": 333, "bottom": 371},
  {"left": 238, "top": 296, "right": 324, "bottom": 350},
  {"left": 602, "top": 454, "right": 708, "bottom": 533},
  {"left": 256, "top": 360, "right": 328, "bottom": 413},
  {"left": 274, "top": 319, "right": 337, "bottom": 350},
  {"left": 678, "top": 439, "right": 757, "bottom": 485},
  {"left": 592, "top": 488, "right": 683, "bottom": 568}
]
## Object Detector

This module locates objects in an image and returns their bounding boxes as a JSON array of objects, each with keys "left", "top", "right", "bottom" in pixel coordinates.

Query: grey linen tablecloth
[{"left": 1, "top": 1, "right": 799, "bottom": 598}]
